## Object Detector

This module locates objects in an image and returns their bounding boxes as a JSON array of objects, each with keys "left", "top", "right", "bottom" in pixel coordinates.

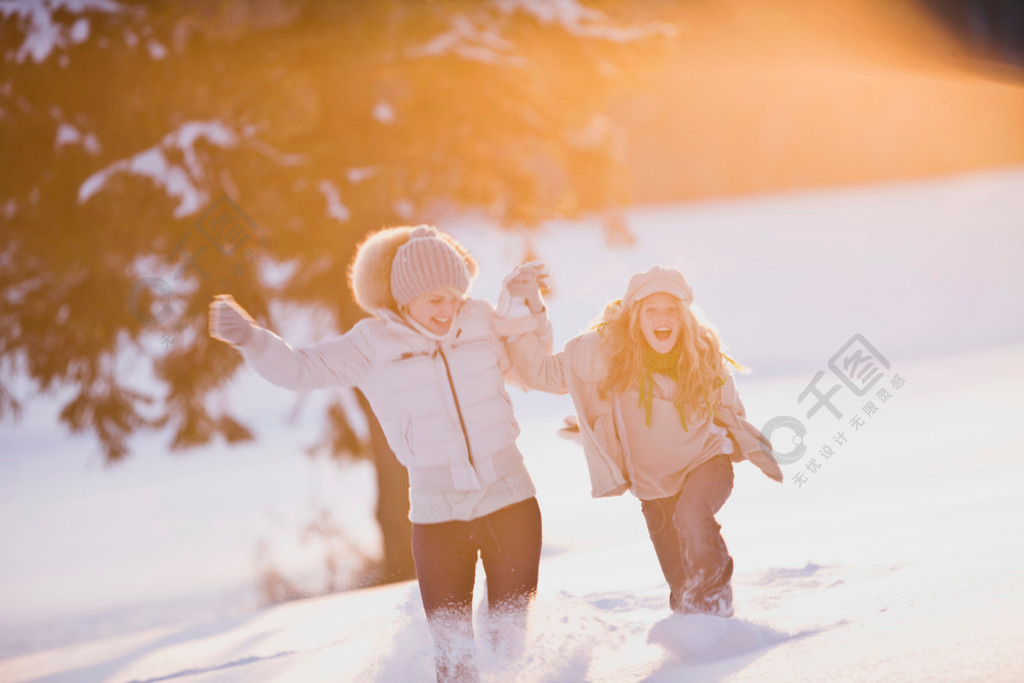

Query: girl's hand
[
  {"left": 501, "top": 261, "right": 549, "bottom": 315},
  {"left": 209, "top": 294, "right": 255, "bottom": 345}
]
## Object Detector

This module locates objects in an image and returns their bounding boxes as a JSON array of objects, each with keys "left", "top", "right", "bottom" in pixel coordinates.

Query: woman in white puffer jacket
[{"left": 208, "top": 225, "right": 550, "bottom": 682}]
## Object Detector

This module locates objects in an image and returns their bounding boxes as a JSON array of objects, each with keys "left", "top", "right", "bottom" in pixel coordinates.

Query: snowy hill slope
[
  {"left": 2, "top": 166, "right": 1023, "bottom": 681},
  {"left": 3, "top": 342, "right": 1023, "bottom": 682}
]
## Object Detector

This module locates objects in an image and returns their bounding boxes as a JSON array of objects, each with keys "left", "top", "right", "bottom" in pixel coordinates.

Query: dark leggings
[
  {"left": 640, "top": 455, "right": 734, "bottom": 614},
  {"left": 412, "top": 497, "right": 542, "bottom": 681}
]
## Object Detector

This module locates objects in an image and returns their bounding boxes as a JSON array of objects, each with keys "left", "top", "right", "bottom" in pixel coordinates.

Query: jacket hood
[{"left": 348, "top": 225, "right": 479, "bottom": 315}]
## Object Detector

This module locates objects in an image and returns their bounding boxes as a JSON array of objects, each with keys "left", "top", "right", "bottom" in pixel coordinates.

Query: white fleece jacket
[{"left": 508, "top": 331, "right": 783, "bottom": 498}]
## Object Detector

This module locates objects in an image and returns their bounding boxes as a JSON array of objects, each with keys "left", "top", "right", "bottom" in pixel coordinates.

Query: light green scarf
[{"left": 638, "top": 347, "right": 689, "bottom": 431}]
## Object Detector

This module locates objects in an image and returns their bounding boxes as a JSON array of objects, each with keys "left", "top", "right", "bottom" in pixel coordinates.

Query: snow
[
  {"left": 54, "top": 121, "right": 100, "bottom": 154},
  {"left": 373, "top": 102, "right": 396, "bottom": 126},
  {"left": 54, "top": 121, "right": 82, "bottom": 147},
  {"left": 146, "top": 39, "right": 166, "bottom": 61},
  {"left": 69, "top": 17, "right": 89, "bottom": 43},
  {"left": 406, "top": 1, "right": 671, "bottom": 65},
  {"left": 317, "top": 180, "right": 350, "bottom": 224},
  {"left": 406, "top": 14, "right": 526, "bottom": 67},
  {"left": 2, "top": 166, "right": 1024, "bottom": 680},
  {"left": 0, "top": 0, "right": 121, "bottom": 63},
  {"left": 3, "top": 347, "right": 1023, "bottom": 681},
  {"left": 394, "top": 199, "right": 414, "bottom": 220},
  {"left": 494, "top": 0, "right": 674, "bottom": 43},
  {"left": 346, "top": 166, "right": 377, "bottom": 184},
  {"left": 78, "top": 121, "right": 237, "bottom": 218}
]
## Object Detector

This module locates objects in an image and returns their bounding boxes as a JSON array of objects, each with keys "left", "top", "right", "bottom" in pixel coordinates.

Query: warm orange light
[{"left": 609, "top": 0, "right": 1024, "bottom": 204}]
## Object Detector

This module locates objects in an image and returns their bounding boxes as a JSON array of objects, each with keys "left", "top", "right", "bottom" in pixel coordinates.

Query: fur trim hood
[{"left": 348, "top": 225, "right": 479, "bottom": 315}]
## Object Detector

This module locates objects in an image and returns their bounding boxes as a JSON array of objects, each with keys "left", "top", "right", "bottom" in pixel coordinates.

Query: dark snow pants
[
  {"left": 412, "top": 496, "right": 542, "bottom": 682},
  {"left": 640, "top": 454, "right": 735, "bottom": 615}
]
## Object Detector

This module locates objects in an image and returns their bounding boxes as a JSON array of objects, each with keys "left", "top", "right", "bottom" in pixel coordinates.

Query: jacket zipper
[{"left": 436, "top": 342, "right": 475, "bottom": 468}]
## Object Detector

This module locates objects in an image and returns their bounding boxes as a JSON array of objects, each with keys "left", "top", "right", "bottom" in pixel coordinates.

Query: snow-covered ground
[{"left": 2, "top": 167, "right": 1023, "bottom": 681}]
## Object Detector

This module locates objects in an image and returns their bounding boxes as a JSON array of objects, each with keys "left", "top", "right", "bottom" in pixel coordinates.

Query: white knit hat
[
  {"left": 390, "top": 226, "right": 471, "bottom": 306},
  {"left": 623, "top": 266, "right": 694, "bottom": 308}
]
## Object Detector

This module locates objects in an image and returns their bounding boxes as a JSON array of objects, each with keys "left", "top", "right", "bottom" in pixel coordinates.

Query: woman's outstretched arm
[
  {"left": 209, "top": 295, "right": 372, "bottom": 391},
  {"left": 507, "top": 332, "right": 569, "bottom": 395}
]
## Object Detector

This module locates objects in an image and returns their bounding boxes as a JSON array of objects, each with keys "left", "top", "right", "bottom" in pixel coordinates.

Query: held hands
[
  {"left": 498, "top": 261, "right": 549, "bottom": 319},
  {"left": 209, "top": 294, "right": 255, "bottom": 345}
]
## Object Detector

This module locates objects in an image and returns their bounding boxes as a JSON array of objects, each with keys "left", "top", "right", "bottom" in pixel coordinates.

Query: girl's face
[
  {"left": 406, "top": 287, "right": 463, "bottom": 335},
  {"left": 638, "top": 292, "right": 682, "bottom": 354}
]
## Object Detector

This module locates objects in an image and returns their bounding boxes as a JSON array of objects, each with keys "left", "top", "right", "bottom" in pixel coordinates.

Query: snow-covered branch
[
  {"left": 78, "top": 121, "right": 237, "bottom": 218},
  {"left": 0, "top": 0, "right": 123, "bottom": 63}
]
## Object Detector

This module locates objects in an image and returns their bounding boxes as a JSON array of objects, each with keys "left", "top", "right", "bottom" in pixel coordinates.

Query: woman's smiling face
[
  {"left": 406, "top": 287, "right": 463, "bottom": 335},
  {"left": 638, "top": 292, "right": 682, "bottom": 353}
]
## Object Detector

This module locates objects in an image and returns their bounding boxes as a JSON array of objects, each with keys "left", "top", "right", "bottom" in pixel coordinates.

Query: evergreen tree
[{"left": 1, "top": 0, "right": 668, "bottom": 587}]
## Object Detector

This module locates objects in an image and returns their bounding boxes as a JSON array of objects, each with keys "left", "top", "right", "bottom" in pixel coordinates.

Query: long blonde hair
[{"left": 594, "top": 297, "right": 743, "bottom": 415}]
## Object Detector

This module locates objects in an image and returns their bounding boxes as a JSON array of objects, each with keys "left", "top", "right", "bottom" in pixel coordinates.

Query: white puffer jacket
[{"left": 237, "top": 227, "right": 551, "bottom": 523}]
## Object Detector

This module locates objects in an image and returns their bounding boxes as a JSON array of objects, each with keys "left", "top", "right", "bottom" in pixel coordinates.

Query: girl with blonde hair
[{"left": 507, "top": 266, "right": 782, "bottom": 616}]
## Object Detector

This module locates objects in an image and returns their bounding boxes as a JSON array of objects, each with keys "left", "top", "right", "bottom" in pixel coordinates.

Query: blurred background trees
[{"left": 0, "top": 0, "right": 668, "bottom": 587}]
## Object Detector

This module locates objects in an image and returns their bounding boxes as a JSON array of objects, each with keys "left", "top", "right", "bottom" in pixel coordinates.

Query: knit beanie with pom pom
[{"left": 390, "top": 226, "right": 471, "bottom": 306}]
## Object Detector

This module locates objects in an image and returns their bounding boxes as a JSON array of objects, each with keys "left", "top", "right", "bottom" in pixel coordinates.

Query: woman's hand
[
  {"left": 209, "top": 294, "right": 255, "bottom": 345},
  {"left": 500, "top": 261, "right": 549, "bottom": 316}
]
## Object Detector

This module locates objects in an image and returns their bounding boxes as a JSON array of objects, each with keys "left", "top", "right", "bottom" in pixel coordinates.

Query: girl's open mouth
[{"left": 654, "top": 326, "right": 672, "bottom": 341}]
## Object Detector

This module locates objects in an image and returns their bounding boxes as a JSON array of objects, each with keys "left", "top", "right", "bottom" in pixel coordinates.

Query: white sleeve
[{"left": 238, "top": 323, "right": 374, "bottom": 391}]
